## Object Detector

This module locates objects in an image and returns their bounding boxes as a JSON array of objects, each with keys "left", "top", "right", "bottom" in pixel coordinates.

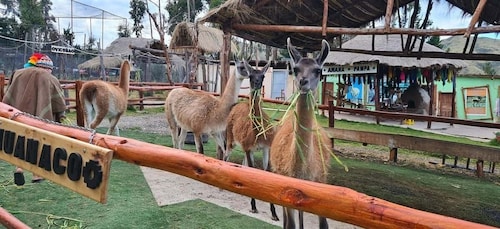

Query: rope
[{"left": 8, "top": 111, "right": 96, "bottom": 144}]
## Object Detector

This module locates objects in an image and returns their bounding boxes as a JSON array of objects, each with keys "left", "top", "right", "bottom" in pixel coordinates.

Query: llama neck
[
  {"left": 220, "top": 71, "right": 243, "bottom": 107},
  {"left": 294, "top": 94, "right": 315, "bottom": 157},
  {"left": 118, "top": 69, "right": 130, "bottom": 95},
  {"left": 250, "top": 91, "right": 263, "bottom": 117}
]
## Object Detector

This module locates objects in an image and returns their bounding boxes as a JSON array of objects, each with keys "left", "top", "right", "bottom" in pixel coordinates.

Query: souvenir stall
[{"left": 323, "top": 34, "right": 467, "bottom": 117}]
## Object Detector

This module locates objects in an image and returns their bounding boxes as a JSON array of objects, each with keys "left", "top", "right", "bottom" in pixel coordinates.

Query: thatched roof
[
  {"left": 200, "top": 0, "right": 500, "bottom": 52},
  {"left": 78, "top": 37, "right": 159, "bottom": 70},
  {"left": 170, "top": 22, "right": 234, "bottom": 53},
  {"left": 325, "top": 34, "right": 468, "bottom": 69},
  {"left": 77, "top": 56, "right": 124, "bottom": 70}
]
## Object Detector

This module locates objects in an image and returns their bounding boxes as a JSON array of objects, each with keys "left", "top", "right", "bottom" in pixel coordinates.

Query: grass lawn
[{"left": 1, "top": 107, "right": 499, "bottom": 228}]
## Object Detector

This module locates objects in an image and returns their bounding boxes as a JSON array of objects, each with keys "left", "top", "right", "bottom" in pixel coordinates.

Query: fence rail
[{"left": 0, "top": 102, "right": 494, "bottom": 229}]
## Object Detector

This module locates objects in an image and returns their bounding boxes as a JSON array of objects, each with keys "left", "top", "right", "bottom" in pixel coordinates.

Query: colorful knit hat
[
  {"left": 24, "top": 53, "right": 54, "bottom": 69},
  {"left": 36, "top": 55, "right": 54, "bottom": 69}
]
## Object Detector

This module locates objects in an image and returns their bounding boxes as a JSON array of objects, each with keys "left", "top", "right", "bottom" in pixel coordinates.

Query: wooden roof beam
[
  {"left": 464, "top": 0, "right": 488, "bottom": 37},
  {"left": 329, "top": 47, "right": 500, "bottom": 61},
  {"left": 384, "top": 0, "right": 395, "bottom": 32},
  {"left": 232, "top": 23, "right": 500, "bottom": 36},
  {"left": 322, "top": 0, "right": 328, "bottom": 36}
]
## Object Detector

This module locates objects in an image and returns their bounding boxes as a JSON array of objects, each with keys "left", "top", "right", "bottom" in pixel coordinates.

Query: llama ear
[
  {"left": 287, "top": 37, "right": 302, "bottom": 66},
  {"left": 261, "top": 60, "right": 271, "bottom": 74},
  {"left": 316, "top": 39, "right": 330, "bottom": 67}
]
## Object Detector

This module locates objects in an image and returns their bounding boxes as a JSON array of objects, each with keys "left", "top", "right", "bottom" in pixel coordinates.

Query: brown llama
[
  {"left": 164, "top": 59, "right": 251, "bottom": 154},
  {"left": 79, "top": 60, "right": 131, "bottom": 136},
  {"left": 224, "top": 61, "right": 278, "bottom": 221},
  {"left": 270, "top": 38, "right": 331, "bottom": 229}
]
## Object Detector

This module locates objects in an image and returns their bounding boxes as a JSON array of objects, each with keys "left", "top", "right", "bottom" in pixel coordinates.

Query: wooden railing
[
  {"left": 0, "top": 102, "right": 494, "bottom": 229},
  {"left": 328, "top": 103, "right": 500, "bottom": 177}
]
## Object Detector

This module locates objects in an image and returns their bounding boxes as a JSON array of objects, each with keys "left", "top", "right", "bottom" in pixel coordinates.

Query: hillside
[{"left": 440, "top": 36, "right": 500, "bottom": 75}]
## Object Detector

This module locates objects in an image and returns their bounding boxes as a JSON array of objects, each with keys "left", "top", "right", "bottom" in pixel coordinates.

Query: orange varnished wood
[{"left": 0, "top": 102, "right": 494, "bottom": 229}]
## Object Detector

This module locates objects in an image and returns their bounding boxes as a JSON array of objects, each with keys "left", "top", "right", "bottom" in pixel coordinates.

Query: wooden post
[
  {"left": 0, "top": 73, "right": 5, "bottom": 101},
  {"left": 442, "top": 154, "right": 446, "bottom": 165},
  {"left": 328, "top": 100, "right": 335, "bottom": 128},
  {"left": 466, "top": 158, "right": 471, "bottom": 169},
  {"left": 453, "top": 156, "right": 458, "bottom": 168},
  {"left": 427, "top": 79, "right": 435, "bottom": 129},
  {"left": 139, "top": 90, "right": 144, "bottom": 111},
  {"left": 389, "top": 147, "right": 398, "bottom": 162},
  {"left": 476, "top": 160, "right": 484, "bottom": 177},
  {"left": 75, "top": 80, "right": 84, "bottom": 127}
]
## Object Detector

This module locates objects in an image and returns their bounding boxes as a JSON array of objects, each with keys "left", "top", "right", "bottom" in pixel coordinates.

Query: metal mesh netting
[{"left": 54, "top": 0, "right": 126, "bottom": 20}]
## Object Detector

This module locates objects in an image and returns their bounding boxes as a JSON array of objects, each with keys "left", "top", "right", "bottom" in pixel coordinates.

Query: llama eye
[
  {"left": 293, "top": 67, "right": 300, "bottom": 75},
  {"left": 315, "top": 68, "right": 322, "bottom": 75}
]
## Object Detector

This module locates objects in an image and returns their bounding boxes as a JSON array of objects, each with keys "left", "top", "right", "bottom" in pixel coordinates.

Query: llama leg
[
  {"left": 81, "top": 100, "right": 95, "bottom": 128},
  {"left": 169, "top": 126, "right": 180, "bottom": 148},
  {"left": 319, "top": 216, "right": 329, "bottom": 229},
  {"left": 283, "top": 207, "right": 295, "bottom": 229},
  {"left": 262, "top": 148, "right": 270, "bottom": 171},
  {"left": 193, "top": 133, "right": 204, "bottom": 154},
  {"left": 245, "top": 152, "right": 258, "bottom": 214},
  {"left": 107, "top": 115, "right": 122, "bottom": 136},
  {"left": 177, "top": 129, "right": 188, "bottom": 150},
  {"left": 223, "top": 129, "right": 233, "bottom": 161},
  {"left": 213, "top": 132, "right": 226, "bottom": 159},
  {"left": 263, "top": 160, "right": 279, "bottom": 221},
  {"left": 89, "top": 107, "right": 106, "bottom": 130},
  {"left": 299, "top": 210, "right": 304, "bottom": 229}
]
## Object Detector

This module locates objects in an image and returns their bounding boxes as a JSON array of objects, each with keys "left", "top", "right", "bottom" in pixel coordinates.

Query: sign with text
[
  {"left": 51, "top": 45, "right": 75, "bottom": 55},
  {"left": 323, "top": 62, "right": 378, "bottom": 75},
  {"left": 0, "top": 117, "right": 113, "bottom": 203}
]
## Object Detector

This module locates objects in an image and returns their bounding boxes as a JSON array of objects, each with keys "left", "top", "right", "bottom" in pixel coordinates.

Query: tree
[
  {"left": 480, "top": 62, "right": 497, "bottom": 76},
  {"left": 207, "top": 0, "right": 225, "bottom": 9},
  {"left": 118, "top": 23, "right": 132, "bottom": 37},
  {"left": 63, "top": 28, "right": 75, "bottom": 45},
  {"left": 165, "top": 0, "right": 204, "bottom": 34},
  {"left": 426, "top": 35, "right": 443, "bottom": 49},
  {"left": 129, "top": 0, "right": 146, "bottom": 37}
]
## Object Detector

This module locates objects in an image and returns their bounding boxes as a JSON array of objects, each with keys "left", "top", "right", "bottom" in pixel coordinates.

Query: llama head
[
  {"left": 287, "top": 38, "right": 330, "bottom": 94},
  {"left": 234, "top": 59, "right": 252, "bottom": 81},
  {"left": 248, "top": 60, "right": 271, "bottom": 92}
]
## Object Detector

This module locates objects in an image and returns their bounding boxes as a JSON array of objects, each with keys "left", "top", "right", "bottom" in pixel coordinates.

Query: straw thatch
[
  {"left": 169, "top": 22, "right": 237, "bottom": 53},
  {"left": 78, "top": 37, "right": 159, "bottom": 70},
  {"left": 325, "top": 34, "right": 468, "bottom": 69},
  {"left": 200, "top": 0, "right": 500, "bottom": 52}
]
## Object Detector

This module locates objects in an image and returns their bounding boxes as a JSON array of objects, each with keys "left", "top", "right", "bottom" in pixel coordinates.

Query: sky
[{"left": 49, "top": 0, "right": 499, "bottom": 49}]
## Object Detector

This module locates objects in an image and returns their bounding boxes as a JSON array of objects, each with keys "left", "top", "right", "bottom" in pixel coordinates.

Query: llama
[
  {"left": 270, "top": 38, "right": 331, "bottom": 229},
  {"left": 165, "top": 59, "right": 251, "bottom": 154},
  {"left": 79, "top": 60, "right": 131, "bottom": 136},
  {"left": 224, "top": 61, "right": 279, "bottom": 221}
]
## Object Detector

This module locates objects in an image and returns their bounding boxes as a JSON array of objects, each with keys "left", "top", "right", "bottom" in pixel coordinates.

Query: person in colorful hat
[{"left": 2, "top": 53, "right": 67, "bottom": 185}]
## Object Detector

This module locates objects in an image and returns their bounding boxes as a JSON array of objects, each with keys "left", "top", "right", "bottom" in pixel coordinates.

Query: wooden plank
[
  {"left": 384, "top": 0, "right": 394, "bottom": 31},
  {"left": 0, "top": 117, "right": 113, "bottom": 203},
  {"left": 324, "top": 127, "right": 500, "bottom": 162},
  {"left": 464, "top": 0, "right": 488, "bottom": 37}
]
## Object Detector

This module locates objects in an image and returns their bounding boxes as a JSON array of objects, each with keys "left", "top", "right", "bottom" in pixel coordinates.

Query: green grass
[
  {"left": 2, "top": 107, "right": 499, "bottom": 228},
  {"left": 0, "top": 149, "right": 277, "bottom": 229}
]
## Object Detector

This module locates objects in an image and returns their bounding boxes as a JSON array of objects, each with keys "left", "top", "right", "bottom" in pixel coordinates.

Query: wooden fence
[
  {"left": 0, "top": 102, "right": 495, "bottom": 229},
  {"left": 328, "top": 103, "right": 500, "bottom": 177}
]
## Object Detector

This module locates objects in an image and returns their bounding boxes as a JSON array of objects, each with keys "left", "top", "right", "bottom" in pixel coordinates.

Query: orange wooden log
[
  {"left": 0, "top": 207, "right": 30, "bottom": 229},
  {"left": 0, "top": 102, "right": 494, "bottom": 229}
]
